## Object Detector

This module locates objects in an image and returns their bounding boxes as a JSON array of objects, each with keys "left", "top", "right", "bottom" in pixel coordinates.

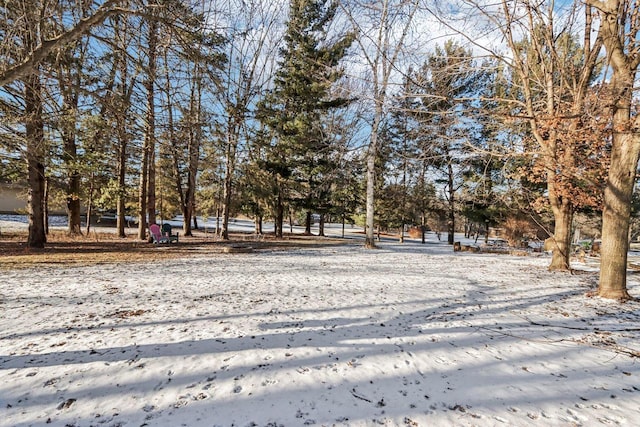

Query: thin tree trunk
[
  {"left": 255, "top": 215, "right": 263, "bottom": 235},
  {"left": 221, "top": 128, "right": 238, "bottom": 240},
  {"left": 447, "top": 162, "right": 455, "bottom": 245},
  {"left": 319, "top": 214, "right": 325, "bottom": 237},
  {"left": 146, "top": 18, "right": 158, "bottom": 228},
  {"left": 85, "top": 174, "right": 94, "bottom": 235},
  {"left": 62, "top": 99, "right": 82, "bottom": 235},
  {"left": 365, "top": 114, "right": 379, "bottom": 248},
  {"left": 138, "top": 137, "right": 150, "bottom": 240},
  {"left": 148, "top": 143, "right": 156, "bottom": 225},
  {"left": 305, "top": 210, "right": 312, "bottom": 235},
  {"left": 43, "top": 176, "right": 49, "bottom": 235},
  {"left": 275, "top": 186, "right": 284, "bottom": 238},
  {"left": 116, "top": 114, "right": 127, "bottom": 238}
]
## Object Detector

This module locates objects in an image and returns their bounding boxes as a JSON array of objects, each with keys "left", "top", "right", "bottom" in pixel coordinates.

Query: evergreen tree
[
  {"left": 257, "top": 0, "right": 354, "bottom": 237},
  {"left": 410, "top": 40, "right": 490, "bottom": 244}
]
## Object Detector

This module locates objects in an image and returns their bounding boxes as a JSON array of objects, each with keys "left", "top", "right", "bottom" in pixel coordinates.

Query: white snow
[{"left": 1, "top": 219, "right": 640, "bottom": 426}]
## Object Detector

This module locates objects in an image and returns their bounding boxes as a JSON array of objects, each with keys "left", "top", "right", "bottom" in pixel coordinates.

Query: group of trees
[{"left": 1, "top": 0, "right": 639, "bottom": 300}]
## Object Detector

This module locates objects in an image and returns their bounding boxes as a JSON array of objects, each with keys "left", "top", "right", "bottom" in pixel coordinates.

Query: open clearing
[{"left": 1, "top": 226, "right": 640, "bottom": 426}]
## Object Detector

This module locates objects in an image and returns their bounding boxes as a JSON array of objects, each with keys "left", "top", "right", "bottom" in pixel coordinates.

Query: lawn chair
[
  {"left": 149, "top": 223, "right": 170, "bottom": 244},
  {"left": 161, "top": 223, "right": 179, "bottom": 243}
]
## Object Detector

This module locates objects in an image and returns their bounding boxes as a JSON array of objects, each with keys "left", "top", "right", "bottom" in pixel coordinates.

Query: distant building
[
  {"left": 0, "top": 183, "right": 69, "bottom": 215},
  {"left": 0, "top": 183, "right": 27, "bottom": 214}
]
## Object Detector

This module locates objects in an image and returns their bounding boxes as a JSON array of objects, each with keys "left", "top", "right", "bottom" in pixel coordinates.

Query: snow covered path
[{"left": 1, "top": 242, "right": 640, "bottom": 426}]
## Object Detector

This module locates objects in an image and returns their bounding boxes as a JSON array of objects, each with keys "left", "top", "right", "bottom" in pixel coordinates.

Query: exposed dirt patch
[{"left": 0, "top": 229, "right": 349, "bottom": 269}]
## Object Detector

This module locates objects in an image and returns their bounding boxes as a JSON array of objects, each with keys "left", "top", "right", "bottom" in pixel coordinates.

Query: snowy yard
[{"left": 1, "top": 237, "right": 640, "bottom": 426}]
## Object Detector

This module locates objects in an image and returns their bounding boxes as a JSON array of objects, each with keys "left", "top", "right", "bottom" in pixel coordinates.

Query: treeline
[{"left": 1, "top": 0, "right": 639, "bottom": 299}]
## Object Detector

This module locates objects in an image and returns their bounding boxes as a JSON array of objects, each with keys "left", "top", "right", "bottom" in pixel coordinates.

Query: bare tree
[
  {"left": 586, "top": 0, "right": 640, "bottom": 300},
  {"left": 137, "top": 5, "right": 159, "bottom": 240},
  {"left": 0, "top": 0, "right": 127, "bottom": 87},
  {"left": 341, "top": 0, "right": 421, "bottom": 248},
  {"left": 447, "top": 0, "right": 604, "bottom": 270},
  {"left": 217, "top": 0, "right": 281, "bottom": 240}
]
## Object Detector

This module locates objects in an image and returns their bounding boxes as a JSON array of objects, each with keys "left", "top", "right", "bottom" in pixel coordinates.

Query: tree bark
[
  {"left": 275, "top": 186, "right": 284, "bottom": 238},
  {"left": 548, "top": 200, "right": 573, "bottom": 271},
  {"left": 594, "top": 0, "right": 639, "bottom": 300},
  {"left": 146, "top": 18, "right": 158, "bottom": 228},
  {"left": 61, "top": 92, "right": 82, "bottom": 235},
  {"left": 319, "top": 214, "right": 325, "bottom": 237},
  {"left": 447, "top": 161, "right": 455, "bottom": 245},
  {"left": 221, "top": 127, "right": 238, "bottom": 240},
  {"left": 25, "top": 71, "right": 46, "bottom": 248},
  {"left": 116, "top": 113, "right": 128, "bottom": 238},
  {"left": 365, "top": 114, "right": 379, "bottom": 248},
  {"left": 598, "top": 125, "right": 638, "bottom": 299},
  {"left": 305, "top": 210, "right": 312, "bottom": 235}
]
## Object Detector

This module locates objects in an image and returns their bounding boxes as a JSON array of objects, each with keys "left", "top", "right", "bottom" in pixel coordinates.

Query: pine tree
[{"left": 257, "top": 0, "right": 354, "bottom": 237}]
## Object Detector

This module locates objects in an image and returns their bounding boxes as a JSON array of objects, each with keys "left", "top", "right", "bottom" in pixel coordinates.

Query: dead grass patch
[{"left": 0, "top": 229, "right": 349, "bottom": 269}]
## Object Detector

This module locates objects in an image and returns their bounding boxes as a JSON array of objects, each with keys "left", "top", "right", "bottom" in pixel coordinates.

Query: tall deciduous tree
[
  {"left": 217, "top": 0, "right": 281, "bottom": 240},
  {"left": 587, "top": 0, "right": 640, "bottom": 300},
  {"left": 451, "top": 0, "right": 605, "bottom": 270},
  {"left": 342, "top": 0, "right": 420, "bottom": 248}
]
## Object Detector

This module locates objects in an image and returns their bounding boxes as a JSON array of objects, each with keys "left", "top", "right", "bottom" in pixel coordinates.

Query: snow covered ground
[{"left": 1, "top": 218, "right": 640, "bottom": 426}]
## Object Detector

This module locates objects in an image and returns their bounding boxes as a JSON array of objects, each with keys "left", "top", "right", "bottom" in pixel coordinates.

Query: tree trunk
[
  {"left": 305, "top": 210, "right": 312, "bottom": 235},
  {"left": 447, "top": 162, "right": 455, "bottom": 245},
  {"left": 548, "top": 200, "right": 573, "bottom": 271},
  {"left": 595, "top": 3, "right": 638, "bottom": 300},
  {"left": 221, "top": 129, "right": 238, "bottom": 240},
  {"left": 145, "top": 18, "right": 158, "bottom": 228},
  {"left": 275, "top": 188, "right": 284, "bottom": 238},
  {"left": 183, "top": 183, "right": 193, "bottom": 237},
  {"left": 138, "top": 136, "right": 149, "bottom": 240},
  {"left": 43, "top": 176, "right": 49, "bottom": 235},
  {"left": 62, "top": 104, "right": 82, "bottom": 235},
  {"left": 116, "top": 115, "right": 127, "bottom": 238},
  {"left": 318, "top": 214, "right": 325, "bottom": 237},
  {"left": 365, "top": 120, "right": 379, "bottom": 248},
  {"left": 25, "top": 71, "right": 46, "bottom": 248},
  {"left": 598, "top": 131, "right": 638, "bottom": 299},
  {"left": 147, "top": 143, "right": 156, "bottom": 225},
  {"left": 85, "top": 174, "right": 94, "bottom": 235},
  {"left": 59, "top": 54, "right": 82, "bottom": 236},
  {"left": 255, "top": 215, "right": 263, "bottom": 235},
  {"left": 66, "top": 173, "right": 82, "bottom": 234}
]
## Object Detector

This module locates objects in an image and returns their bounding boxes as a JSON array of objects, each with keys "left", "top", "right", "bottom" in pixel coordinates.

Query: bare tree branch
[{"left": 0, "top": 0, "right": 127, "bottom": 86}]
